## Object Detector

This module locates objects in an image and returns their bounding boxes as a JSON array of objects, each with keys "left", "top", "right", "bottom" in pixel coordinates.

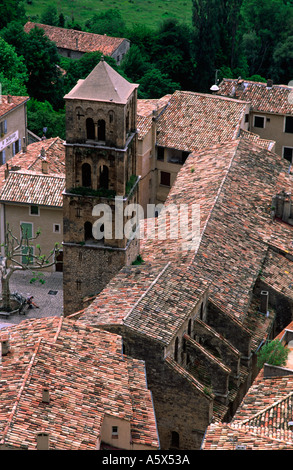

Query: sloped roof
[
  {"left": 141, "top": 138, "right": 293, "bottom": 321},
  {"left": 0, "top": 137, "right": 65, "bottom": 207},
  {"left": 218, "top": 78, "right": 293, "bottom": 115},
  {"left": 80, "top": 262, "right": 209, "bottom": 346},
  {"left": 155, "top": 90, "right": 249, "bottom": 152},
  {"left": 64, "top": 58, "right": 138, "bottom": 104},
  {"left": 202, "top": 322, "right": 293, "bottom": 450},
  {"left": 24, "top": 22, "right": 128, "bottom": 56},
  {"left": 0, "top": 317, "right": 159, "bottom": 450},
  {"left": 0, "top": 172, "right": 65, "bottom": 207},
  {"left": 0, "top": 95, "right": 29, "bottom": 119}
]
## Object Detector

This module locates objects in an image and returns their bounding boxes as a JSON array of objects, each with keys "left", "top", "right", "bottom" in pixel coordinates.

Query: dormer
[{"left": 100, "top": 414, "right": 131, "bottom": 450}]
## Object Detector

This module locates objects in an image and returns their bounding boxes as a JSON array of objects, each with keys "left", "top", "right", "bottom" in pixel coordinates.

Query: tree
[
  {"left": 0, "top": 225, "right": 60, "bottom": 312},
  {"left": 0, "top": 36, "right": 28, "bottom": 94},
  {"left": 257, "top": 340, "right": 289, "bottom": 369},
  {"left": 0, "top": 0, "right": 26, "bottom": 30},
  {"left": 26, "top": 99, "right": 66, "bottom": 139},
  {"left": 192, "top": 0, "right": 222, "bottom": 92},
  {"left": 138, "top": 68, "right": 180, "bottom": 99},
  {"left": 85, "top": 9, "right": 127, "bottom": 37},
  {"left": 40, "top": 5, "right": 59, "bottom": 26}
]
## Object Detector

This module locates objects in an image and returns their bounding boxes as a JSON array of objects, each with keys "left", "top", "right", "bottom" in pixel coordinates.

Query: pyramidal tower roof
[{"left": 64, "top": 57, "right": 138, "bottom": 104}]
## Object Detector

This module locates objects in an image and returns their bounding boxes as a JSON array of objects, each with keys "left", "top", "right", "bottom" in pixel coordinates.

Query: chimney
[
  {"left": 42, "top": 386, "right": 50, "bottom": 404},
  {"left": 4, "top": 163, "right": 9, "bottom": 179},
  {"left": 22, "top": 136, "right": 27, "bottom": 153},
  {"left": 76, "top": 37, "right": 78, "bottom": 49},
  {"left": 36, "top": 432, "right": 50, "bottom": 450},
  {"left": 42, "top": 159, "right": 48, "bottom": 174},
  {"left": 267, "top": 79, "right": 273, "bottom": 88},
  {"left": 260, "top": 290, "right": 269, "bottom": 315},
  {"left": 7, "top": 95, "right": 12, "bottom": 103},
  {"left": 1, "top": 335, "right": 10, "bottom": 356}
]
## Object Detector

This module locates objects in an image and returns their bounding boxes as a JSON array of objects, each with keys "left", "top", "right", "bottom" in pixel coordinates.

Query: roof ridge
[
  {"left": 0, "top": 338, "right": 42, "bottom": 445},
  {"left": 239, "top": 390, "right": 293, "bottom": 426},
  {"left": 123, "top": 262, "right": 171, "bottom": 323}
]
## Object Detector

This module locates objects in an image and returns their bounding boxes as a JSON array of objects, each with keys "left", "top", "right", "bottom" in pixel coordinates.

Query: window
[
  {"left": 30, "top": 205, "right": 39, "bottom": 216},
  {"left": 283, "top": 147, "right": 293, "bottom": 163},
  {"left": 99, "top": 165, "right": 109, "bottom": 190},
  {"left": 254, "top": 115, "right": 265, "bottom": 128},
  {"left": 82, "top": 163, "right": 92, "bottom": 187},
  {"left": 86, "top": 118, "right": 95, "bottom": 140},
  {"left": 174, "top": 337, "right": 179, "bottom": 362},
  {"left": 0, "top": 150, "right": 5, "bottom": 165},
  {"left": 84, "top": 221, "right": 93, "bottom": 241},
  {"left": 98, "top": 119, "right": 106, "bottom": 141},
  {"left": 112, "top": 426, "right": 118, "bottom": 439},
  {"left": 285, "top": 116, "right": 293, "bottom": 133},
  {"left": 245, "top": 114, "right": 249, "bottom": 123},
  {"left": 53, "top": 224, "right": 60, "bottom": 233},
  {"left": 160, "top": 171, "right": 171, "bottom": 187},
  {"left": 21, "top": 222, "right": 33, "bottom": 264},
  {"left": 157, "top": 146, "right": 164, "bottom": 161},
  {"left": 0, "top": 120, "right": 7, "bottom": 136},
  {"left": 170, "top": 431, "right": 179, "bottom": 449}
]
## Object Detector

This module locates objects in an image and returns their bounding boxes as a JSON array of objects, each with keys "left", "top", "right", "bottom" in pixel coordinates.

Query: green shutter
[{"left": 21, "top": 223, "right": 33, "bottom": 264}]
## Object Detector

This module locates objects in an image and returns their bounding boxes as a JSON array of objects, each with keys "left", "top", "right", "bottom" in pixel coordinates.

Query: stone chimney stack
[
  {"left": 22, "top": 136, "right": 27, "bottom": 153},
  {"left": 42, "top": 386, "right": 50, "bottom": 404},
  {"left": 260, "top": 290, "right": 269, "bottom": 315}
]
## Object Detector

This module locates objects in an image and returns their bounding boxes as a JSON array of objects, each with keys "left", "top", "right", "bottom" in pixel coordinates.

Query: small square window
[
  {"left": 112, "top": 426, "right": 118, "bottom": 438},
  {"left": 160, "top": 171, "right": 170, "bottom": 187},
  {"left": 30, "top": 205, "right": 39, "bottom": 216},
  {"left": 157, "top": 146, "right": 164, "bottom": 160},
  {"left": 53, "top": 224, "right": 61, "bottom": 233},
  {"left": 254, "top": 116, "right": 265, "bottom": 128}
]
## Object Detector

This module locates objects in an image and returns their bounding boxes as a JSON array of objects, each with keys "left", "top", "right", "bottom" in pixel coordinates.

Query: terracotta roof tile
[
  {"left": 156, "top": 90, "right": 249, "bottom": 152},
  {"left": 218, "top": 78, "right": 293, "bottom": 115},
  {"left": 0, "top": 317, "right": 159, "bottom": 450},
  {"left": 0, "top": 95, "right": 29, "bottom": 119},
  {"left": 24, "top": 22, "right": 127, "bottom": 57}
]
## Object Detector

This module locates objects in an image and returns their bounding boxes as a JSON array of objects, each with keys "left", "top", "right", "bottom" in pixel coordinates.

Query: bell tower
[{"left": 63, "top": 58, "right": 140, "bottom": 315}]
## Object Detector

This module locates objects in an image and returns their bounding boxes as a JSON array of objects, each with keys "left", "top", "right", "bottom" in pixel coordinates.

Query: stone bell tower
[{"left": 62, "top": 58, "right": 140, "bottom": 316}]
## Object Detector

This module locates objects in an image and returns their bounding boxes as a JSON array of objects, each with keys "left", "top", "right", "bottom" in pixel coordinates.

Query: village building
[
  {"left": 201, "top": 321, "right": 293, "bottom": 450},
  {"left": 24, "top": 22, "right": 130, "bottom": 64},
  {"left": 217, "top": 78, "right": 293, "bottom": 161},
  {"left": 68, "top": 133, "right": 293, "bottom": 449},
  {"left": 0, "top": 95, "right": 29, "bottom": 165},
  {"left": 0, "top": 316, "right": 159, "bottom": 450},
  {"left": 0, "top": 137, "right": 65, "bottom": 271}
]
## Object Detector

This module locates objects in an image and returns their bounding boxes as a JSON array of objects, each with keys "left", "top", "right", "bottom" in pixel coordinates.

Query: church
[{"left": 63, "top": 59, "right": 293, "bottom": 450}]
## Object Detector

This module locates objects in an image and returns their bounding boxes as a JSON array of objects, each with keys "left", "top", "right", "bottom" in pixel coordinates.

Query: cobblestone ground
[{"left": 0, "top": 271, "right": 63, "bottom": 328}]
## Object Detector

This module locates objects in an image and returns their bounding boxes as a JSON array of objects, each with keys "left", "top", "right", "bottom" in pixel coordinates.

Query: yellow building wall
[{"left": 3, "top": 203, "right": 63, "bottom": 272}]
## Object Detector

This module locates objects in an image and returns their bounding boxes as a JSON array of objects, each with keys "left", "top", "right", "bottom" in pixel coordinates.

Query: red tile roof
[
  {"left": 0, "top": 317, "right": 159, "bottom": 450},
  {"left": 24, "top": 22, "right": 128, "bottom": 57},
  {"left": 155, "top": 90, "right": 249, "bottom": 152},
  {"left": 0, "top": 137, "right": 65, "bottom": 207},
  {"left": 0, "top": 95, "right": 29, "bottom": 119},
  {"left": 218, "top": 78, "right": 293, "bottom": 115}
]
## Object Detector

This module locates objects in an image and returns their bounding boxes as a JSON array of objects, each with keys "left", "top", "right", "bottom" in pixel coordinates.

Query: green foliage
[
  {"left": 138, "top": 67, "right": 180, "bottom": 99},
  {"left": 0, "top": 0, "right": 26, "bottom": 30},
  {"left": 85, "top": 9, "right": 127, "bottom": 37},
  {"left": 0, "top": 36, "right": 28, "bottom": 83},
  {"left": 257, "top": 340, "right": 289, "bottom": 369},
  {"left": 27, "top": 99, "right": 65, "bottom": 139},
  {"left": 132, "top": 254, "right": 144, "bottom": 265},
  {"left": 69, "top": 186, "right": 116, "bottom": 199},
  {"left": 40, "top": 5, "right": 59, "bottom": 26}
]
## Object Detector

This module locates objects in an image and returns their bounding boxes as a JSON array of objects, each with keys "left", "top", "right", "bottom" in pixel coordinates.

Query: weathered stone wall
[
  {"left": 63, "top": 237, "right": 139, "bottom": 316},
  {"left": 120, "top": 329, "right": 213, "bottom": 450}
]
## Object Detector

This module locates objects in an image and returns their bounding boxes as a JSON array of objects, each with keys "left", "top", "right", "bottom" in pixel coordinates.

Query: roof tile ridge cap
[
  {"left": 239, "top": 390, "right": 293, "bottom": 426},
  {"left": 53, "top": 316, "right": 64, "bottom": 343},
  {"left": 0, "top": 338, "right": 42, "bottom": 445},
  {"left": 192, "top": 141, "right": 239, "bottom": 255},
  {"left": 230, "top": 421, "right": 293, "bottom": 446},
  {"left": 123, "top": 262, "right": 171, "bottom": 323}
]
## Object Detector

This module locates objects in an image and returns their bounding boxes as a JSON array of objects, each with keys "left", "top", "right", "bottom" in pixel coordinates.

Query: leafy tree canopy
[
  {"left": 85, "top": 9, "right": 127, "bottom": 37},
  {"left": 257, "top": 340, "right": 289, "bottom": 369},
  {"left": 0, "top": 0, "right": 26, "bottom": 30}
]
